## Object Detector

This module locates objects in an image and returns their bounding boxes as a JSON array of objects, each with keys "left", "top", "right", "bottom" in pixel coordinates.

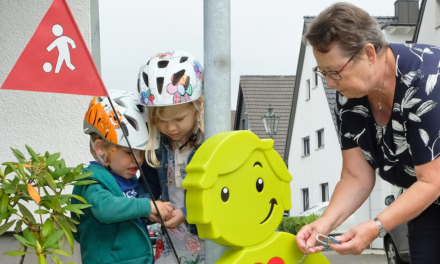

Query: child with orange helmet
[{"left": 72, "top": 90, "right": 173, "bottom": 264}]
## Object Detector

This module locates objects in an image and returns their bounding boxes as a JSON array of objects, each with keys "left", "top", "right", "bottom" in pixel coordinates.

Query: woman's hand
[
  {"left": 295, "top": 217, "right": 330, "bottom": 254},
  {"left": 330, "top": 220, "right": 379, "bottom": 255},
  {"left": 164, "top": 209, "right": 186, "bottom": 228}
]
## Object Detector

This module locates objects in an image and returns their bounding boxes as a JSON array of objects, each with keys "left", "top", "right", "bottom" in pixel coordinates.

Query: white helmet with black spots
[
  {"left": 84, "top": 90, "right": 149, "bottom": 150},
  {"left": 138, "top": 50, "right": 204, "bottom": 107}
]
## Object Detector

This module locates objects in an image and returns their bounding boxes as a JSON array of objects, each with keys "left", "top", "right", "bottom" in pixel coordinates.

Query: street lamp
[{"left": 261, "top": 104, "right": 280, "bottom": 139}]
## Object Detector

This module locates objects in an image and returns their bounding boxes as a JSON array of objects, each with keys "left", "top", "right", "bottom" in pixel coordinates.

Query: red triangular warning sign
[{"left": 1, "top": 0, "right": 108, "bottom": 97}]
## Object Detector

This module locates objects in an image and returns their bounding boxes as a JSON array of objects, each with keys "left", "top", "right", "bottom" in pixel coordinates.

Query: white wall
[
  {"left": 416, "top": 0, "right": 440, "bottom": 46},
  {"left": 0, "top": 0, "right": 93, "bottom": 262}
]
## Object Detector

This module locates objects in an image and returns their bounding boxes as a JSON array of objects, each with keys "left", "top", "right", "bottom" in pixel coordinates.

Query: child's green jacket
[{"left": 72, "top": 164, "right": 153, "bottom": 264}]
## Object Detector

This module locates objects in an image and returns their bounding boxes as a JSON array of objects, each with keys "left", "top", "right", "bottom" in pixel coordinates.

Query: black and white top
[{"left": 336, "top": 43, "right": 440, "bottom": 189}]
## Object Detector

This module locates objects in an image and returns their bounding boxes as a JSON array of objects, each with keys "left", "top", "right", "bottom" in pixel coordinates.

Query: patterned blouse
[{"left": 336, "top": 43, "right": 440, "bottom": 189}]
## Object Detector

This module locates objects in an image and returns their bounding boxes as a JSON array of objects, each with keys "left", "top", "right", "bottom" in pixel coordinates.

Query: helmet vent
[
  {"left": 172, "top": 70, "right": 186, "bottom": 86},
  {"left": 158, "top": 60, "right": 169, "bottom": 68},
  {"left": 157, "top": 77, "right": 164, "bottom": 95},
  {"left": 136, "top": 104, "right": 145, "bottom": 113},
  {"left": 142, "top": 72, "right": 149, "bottom": 87},
  {"left": 137, "top": 80, "right": 141, "bottom": 93},
  {"left": 113, "top": 98, "right": 126, "bottom": 108},
  {"left": 126, "top": 116, "right": 139, "bottom": 131},
  {"left": 180, "top": 57, "right": 188, "bottom": 63},
  {"left": 146, "top": 60, "right": 150, "bottom": 65}
]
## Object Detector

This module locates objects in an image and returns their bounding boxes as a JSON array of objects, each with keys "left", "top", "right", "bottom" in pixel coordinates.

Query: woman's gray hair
[{"left": 303, "top": 2, "right": 388, "bottom": 58}]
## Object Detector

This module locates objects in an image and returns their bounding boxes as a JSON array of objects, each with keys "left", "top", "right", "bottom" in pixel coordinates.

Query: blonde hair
[
  {"left": 89, "top": 133, "right": 116, "bottom": 162},
  {"left": 146, "top": 95, "right": 204, "bottom": 167}
]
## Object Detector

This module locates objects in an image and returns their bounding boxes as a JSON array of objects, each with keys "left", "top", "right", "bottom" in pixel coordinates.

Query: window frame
[
  {"left": 321, "top": 182, "right": 329, "bottom": 202},
  {"left": 302, "top": 136, "right": 310, "bottom": 157},
  {"left": 302, "top": 188, "right": 309, "bottom": 211},
  {"left": 316, "top": 128, "right": 325, "bottom": 149},
  {"left": 305, "top": 79, "right": 311, "bottom": 101}
]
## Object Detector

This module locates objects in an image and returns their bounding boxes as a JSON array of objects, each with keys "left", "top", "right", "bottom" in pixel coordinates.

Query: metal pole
[{"left": 204, "top": 0, "right": 231, "bottom": 262}]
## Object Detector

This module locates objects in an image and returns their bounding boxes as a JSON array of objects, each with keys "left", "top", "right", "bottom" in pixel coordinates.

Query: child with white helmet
[
  {"left": 138, "top": 51, "right": 205, "bottom": 263},
  {"left": 72, "top": 90, "right": 173, "bottom": 264}
]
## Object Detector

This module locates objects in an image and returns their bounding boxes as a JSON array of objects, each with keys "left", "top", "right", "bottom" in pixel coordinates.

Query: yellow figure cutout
[{"left": 183, "top": 131, "right": 330, "bottom": 264}]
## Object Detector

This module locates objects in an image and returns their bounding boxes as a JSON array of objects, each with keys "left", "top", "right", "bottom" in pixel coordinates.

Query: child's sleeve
[
  {"left": 84, "top": 184, "right": 152, "bottom": 224},
  {"left": 139, "top": 160, "right": 161, "bottom": 200}
]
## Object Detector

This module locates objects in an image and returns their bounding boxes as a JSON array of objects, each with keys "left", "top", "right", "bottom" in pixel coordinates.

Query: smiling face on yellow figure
[
  {"left": 213, "top": 150, "right": 286, "bottom": 246},
  {"left": 183, "top": 131, "right": 292, "bottom": 248}
]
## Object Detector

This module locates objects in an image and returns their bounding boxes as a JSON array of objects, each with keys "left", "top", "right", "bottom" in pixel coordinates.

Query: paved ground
[{"left": 322, "top": 250, "right": 388, "bottom": 264}]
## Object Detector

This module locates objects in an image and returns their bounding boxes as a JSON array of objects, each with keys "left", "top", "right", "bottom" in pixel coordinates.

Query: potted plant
[{"left": 0, "top": 145, "right": 95, "bottom": 264}]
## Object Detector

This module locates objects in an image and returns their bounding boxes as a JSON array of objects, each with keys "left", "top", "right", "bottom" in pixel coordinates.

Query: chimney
[{"left": 394, "top": 0, "right": 419, "bottom": 24}]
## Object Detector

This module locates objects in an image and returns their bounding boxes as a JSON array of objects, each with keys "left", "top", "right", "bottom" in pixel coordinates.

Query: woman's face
[{"left": 313, "top": 43, "right": 375, "bottom": 99}]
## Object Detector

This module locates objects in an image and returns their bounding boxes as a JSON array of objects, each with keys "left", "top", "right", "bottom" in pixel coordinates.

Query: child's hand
[
  {"left": 149, "top": 200, "right": 173, "bottom": 223},
  {"left": 164, "top": 209, "right": 186, "bottom": 228}
]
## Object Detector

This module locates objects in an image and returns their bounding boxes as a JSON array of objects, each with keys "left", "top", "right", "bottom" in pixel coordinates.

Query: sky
[{"left": 99, "top": 0, "right": 398, "bottom": 110}]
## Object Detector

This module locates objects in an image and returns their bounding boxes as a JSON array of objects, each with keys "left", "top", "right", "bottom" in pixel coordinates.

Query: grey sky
[{"left": 99, "top": 0, "right": 397, "bottom": 110}]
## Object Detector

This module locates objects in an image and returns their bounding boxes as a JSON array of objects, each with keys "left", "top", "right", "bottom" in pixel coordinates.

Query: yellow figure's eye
[
  {"left": 221, "top": 187, "right": 229, "bottom": 202},
  {"left": 256, "top": 178, "right": 264, "bottom": 192}
]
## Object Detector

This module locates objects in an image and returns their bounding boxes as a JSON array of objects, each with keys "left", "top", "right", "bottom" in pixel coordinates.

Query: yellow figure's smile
[{"left": 260, "top": 198, "right": 277, "bottom": 224}]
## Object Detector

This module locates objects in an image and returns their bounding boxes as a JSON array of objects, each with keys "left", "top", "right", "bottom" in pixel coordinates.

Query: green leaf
[
  {"left": 61, "top": 194, "right": 88, "bottom": 204},
  {"left": 52, "top": 168, "right": 71, "bottom": 178},
  {"left": 14, "top": 220, "right": 23, "bottom": 233},
  {"left": 64, "top": 173, "right": 75, "bottom": 184},
  {"left": 12, "top": 148, "right": 26, "bottom": 159},
  {"left": 73, "top": 172, "right": 93, "bottom": 181},
  {"left": 68, "top": 217, "right": 79, "bottom": 225},
  {"left": 55, "top": 218, "right": 74, "bottom": 253},
  {"left": 25, "top": 145, "right": 40, "bottom": 162},
  {"left": 0, "top": 213, "right": 12, "bottom": 220},
  {"left": 1, "top": 184, "right": 13, "bottom": 190},
  {"left": 73, "top": 164, "right": 84, "bottom": 175},
  {"left": 63, "top": 216, "right": 77, "bottom": 233},
  {"left": 70, "top": 180, "right": 97, "bottom": 186},
  {"left": 43, "top": 201, "right": 56, "bottom": 210},
  {"left": 18, "top": 203, "right": 36, "bottom": 224},
  {"left": 44, "top": 171, "right": 57, "bottom": 191},
  {"left": 63, "top": 204, "right": 92, "bottom": 215},
  {"left": 49, "top": 249, "right": 72, "bottom": 256},
  {"left": 13, "top": 234, "right": 34, "bottom": 248},
  {"left": 17, "top": 163, "right": 26, "bottom": 179},
  {"left": 0, "top": 167, "right": 4, "bottom": 178},
  {"left": 46, "top": 153, "right": 61, "bottom": 166},
  {"left": 51, "top": 198, "right": 61, "bottom": 210},
  {"left": 4, "top": 165, "right": 13, "bottom": 176},
  {"left": 46, "top": 243, "right": 61, "bottom": 249},
  {"left": 42, "top": 219, "right": 54, "bottom": 237},
  {"left": 0, "top": 220, "right": 16, "bottom": 235},
  {"left": 4, "top": 251, "right": 31, "bottom": 256},
  {"left": 38, "top": 253, "right": 48, "bottom": 264},
  {"left": 23, "top": 229, "right": 37, "bottom": 245},
  {"left": 35, "top": 209, "right": 50, "bottom": 215},
  {"left": 59, "top": 196, "right": 69, "bottom": 206},
  {"left": 43, "top": 229, "right": 64, "bottom": 248}
]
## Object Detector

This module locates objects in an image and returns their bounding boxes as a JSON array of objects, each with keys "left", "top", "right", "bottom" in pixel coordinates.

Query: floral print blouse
[{"left": 336, "top": 43, "right": 440, "bottom": 189}]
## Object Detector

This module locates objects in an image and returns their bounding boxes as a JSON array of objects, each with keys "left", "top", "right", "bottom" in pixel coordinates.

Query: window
[
  {"left": 242, "top": 119, "right": 246, "bottom": 130},
  {"left": 313, "top": 69, "right": 319, "bottom": 88},
  {"left": 321, "top": 183, "right": 329, "bottom": 202},
  {"left": 302, "top": 137, "right": 310, "bottom": 156},
  {"left": 302, "top": 188, "right": 309, "bottom": 211},
  {"left": 306, "top": 79, "right": 310, "bottom": 100},
  {"left": 317, "top": 129, "right": 325, "bottom": 148},
  {"left": 437, "top": 1, "right": 440, "bottom": 28}
]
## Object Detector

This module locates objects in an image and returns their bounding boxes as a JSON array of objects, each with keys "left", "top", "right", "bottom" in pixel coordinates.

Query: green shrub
[{"left": 278, "top": 214, "right": 321, "bottom": 235}]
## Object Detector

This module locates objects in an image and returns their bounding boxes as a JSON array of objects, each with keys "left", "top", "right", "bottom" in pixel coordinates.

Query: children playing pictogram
[{"left": 46, "top": 24, "right": 76, "bottom": 73}]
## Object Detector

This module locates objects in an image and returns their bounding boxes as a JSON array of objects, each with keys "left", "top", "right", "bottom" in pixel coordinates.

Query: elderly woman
[{"left": 295, "top": 2, "right": 440, "bottom": 263}]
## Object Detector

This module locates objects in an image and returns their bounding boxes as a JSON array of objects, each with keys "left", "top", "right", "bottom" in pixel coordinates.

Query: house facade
[
  {"left": 413, "top": 0, "right": 440, "bottom": 45},
  {"left": 234, "top": 76, "right": 296, "bottom": 160},
  {"left": 285, "top": 1, "right": 418, "bottom": 249}
]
